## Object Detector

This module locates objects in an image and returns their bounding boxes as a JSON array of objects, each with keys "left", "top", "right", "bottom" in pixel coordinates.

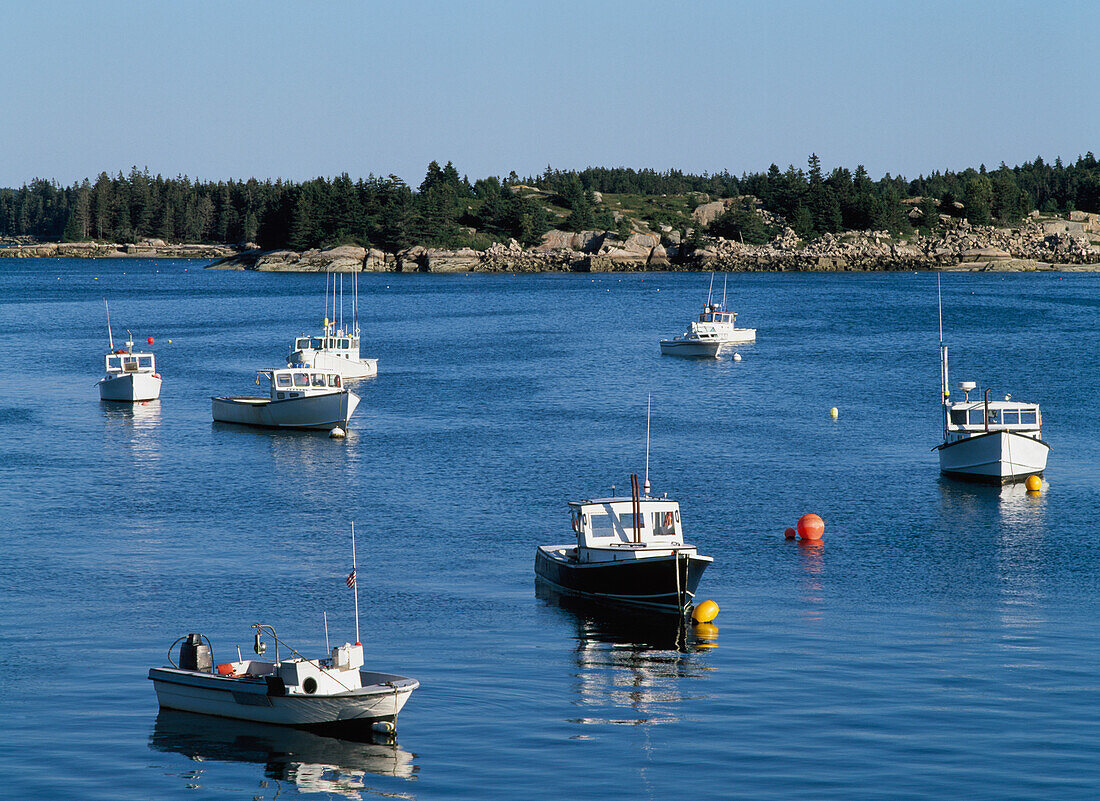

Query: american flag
[{"left": 346, "top": 568, "right": 356, "bottom": 589}]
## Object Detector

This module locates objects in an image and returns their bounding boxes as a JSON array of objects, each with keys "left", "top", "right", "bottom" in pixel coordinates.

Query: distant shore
[{"left": 4, "top": 213, "right": 1100, "bottom": 273}]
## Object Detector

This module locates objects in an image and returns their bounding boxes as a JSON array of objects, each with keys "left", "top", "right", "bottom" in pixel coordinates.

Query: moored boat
[
  {"left": 149, "top": 629, "right": 417, "bottom": 734},
  {"left": 535, "top": 474, "right": 713, "bottom": 614},
  {"left": 934, "top": 279, "right": 1049, "bottom": 484},
  {"left": 97, "top": 301, "right": 161, "bottom": 402},
  {"left": 659, "top": 274, "right": 755, "bottom": 358},
  {"left": 212, "top": 367, "right": 359, "bottom": 430},
  {"left": 289, "top": 272, "right": 378, "bottom": 379}
]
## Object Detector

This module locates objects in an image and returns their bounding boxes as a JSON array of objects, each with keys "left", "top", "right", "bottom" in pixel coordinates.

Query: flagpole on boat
[
  {"left": 643, "top": 393, "right": 651, "bottom": 496},
  {"left": 351, "top": 522, "right": 360, "bottom": 644}
]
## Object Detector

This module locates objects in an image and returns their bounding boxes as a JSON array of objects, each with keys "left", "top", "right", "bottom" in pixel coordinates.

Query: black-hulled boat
[{"left": 534, "top": 474, "right": 712, "bottom": 614}]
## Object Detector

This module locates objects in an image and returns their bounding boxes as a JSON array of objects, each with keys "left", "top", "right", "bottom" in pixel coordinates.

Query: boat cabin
[
  {"left": 945, "top": 399, "right": 1041, "bottom": 437},
  {"left": 697, "top": 303, "right": 737, "bottom": 326},
  {"left": 569, "top": 497, "right": 684, "bottom": 550},
  {"left": 291, "top": 334, "right": 360, "bottom": 360},
  {"left": 105, "top": 351, "right": 155, "bottom": 374},
  {"left": 265, "top": 368, "right": 344, "bottom": 400}
]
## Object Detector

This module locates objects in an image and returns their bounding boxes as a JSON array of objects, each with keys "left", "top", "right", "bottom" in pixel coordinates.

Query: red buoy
[
  {"left": 147, "top": 336, "right": 155, "bottom": 345},
  {"left": 797, "top": 513, "right": 824, "bottom": 541},
  {"left": 784, "top": 527, "right": 796, "bottom": 540}
]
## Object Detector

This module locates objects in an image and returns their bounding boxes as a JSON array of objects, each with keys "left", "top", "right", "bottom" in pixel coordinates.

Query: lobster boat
[
  {"left": 535, "top": 473, "right": 713, "bottom": 614},
  {"left": 97, "top": 301, "right": 161, "bottom": 402},
  {"left": 212, "top": 368, "right": 359, "bottom": 430}
]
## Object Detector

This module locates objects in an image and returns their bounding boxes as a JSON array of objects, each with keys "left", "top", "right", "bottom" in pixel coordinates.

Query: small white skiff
[
  {"left": 149, "top": 628, "right": 418, "bottom": 735},
  {"left": 212, "top": 368, "right": 359, "bottom": 430}
]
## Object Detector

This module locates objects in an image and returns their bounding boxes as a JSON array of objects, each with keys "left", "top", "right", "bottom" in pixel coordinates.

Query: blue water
[{"left": 2, "top": 260, "right": 1100, "bottom": 800}]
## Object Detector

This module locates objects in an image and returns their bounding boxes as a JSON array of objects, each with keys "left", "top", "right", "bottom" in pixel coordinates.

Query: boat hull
[
  {"left": 534, "top": 546, "right": 710, "bottom": 612},
  {"left": 99, "top": 372, "right": 161, "bottom": 402},
  {"left": 659, "top": 340, "right": 722, "bottom": 358},
  {"left": 937, "top": 430, "right": 1049, "bottom": 484},
  {"left": 211, "top": 391, "right": 359, "bottom": 430},
  {"left": 290, "top": 351, "right": 378, "bottom": 379},
  {"left": 148, "top": 667, "right": 417, "bottom": 732}
]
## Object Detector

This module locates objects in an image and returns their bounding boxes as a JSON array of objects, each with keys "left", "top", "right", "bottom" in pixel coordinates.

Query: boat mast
[
  {"left": 643, "top": 394, "right": 651, "bottom": 496},
  {"left": 938, "top": 275, "right": 949, "bottom": 440},
  {"left": 104, "top": 299, "right": 114, "bottom": 350},
  {"left": 721, "top": 273, "right": 727, "bottom": 308},
  {"left": 351, "top": 522, "right": 360, "bottom": 644},
  {"left": 706, "top": 272, "right": 715, "bottom": 307}
]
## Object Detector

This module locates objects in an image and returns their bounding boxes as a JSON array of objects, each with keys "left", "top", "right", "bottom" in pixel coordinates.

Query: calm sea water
[{"left": 2, "top": 259, "right": 1099, "bottom": 800}]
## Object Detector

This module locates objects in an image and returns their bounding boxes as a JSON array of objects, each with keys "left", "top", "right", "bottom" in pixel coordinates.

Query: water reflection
[
  {"left": 796, "top": 539, "right": 825, "bottom": 622},
  {"left": 149, "top": 710, "right": 417, "bottom": 799},
  {"left": 102, "top": 399, "right": 162, "bottom": 462},
  {"left": 936, "top": 477, "right": 1048, "bottom": 643},
  {"left": 536, "top": 582, "right": 715, "bottom": 729}
]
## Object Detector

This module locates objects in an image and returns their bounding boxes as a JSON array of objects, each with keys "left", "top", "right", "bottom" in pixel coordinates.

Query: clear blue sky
[{"left": 4, "top": 0, "right": 1097, "bottom": 187}]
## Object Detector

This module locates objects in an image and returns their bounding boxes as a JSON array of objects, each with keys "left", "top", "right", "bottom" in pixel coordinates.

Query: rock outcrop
[{"left": 0, "top": 239, "right": 236, "bottom": 259}]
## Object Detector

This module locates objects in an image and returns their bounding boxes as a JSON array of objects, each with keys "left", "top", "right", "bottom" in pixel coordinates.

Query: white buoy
[
  {"left": 372, "top": 721, "right": 396, "bottom": 735},
  {"left": 329, "top": 427, "right": 346, "bottom": 439},
  {"left": 732, "top": 352, "right": 742, "bottom": 361}
]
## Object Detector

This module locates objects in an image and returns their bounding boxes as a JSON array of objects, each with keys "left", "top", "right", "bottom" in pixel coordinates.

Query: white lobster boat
[
  {"left": 288, "top": 272, "right": 378, "bottom": 379},
  {"left": 97, "top": 301, "right": 161, "bottom": 402},
  {"left": 289, "top": 329, "right": 378, "bottom": 379},
  {"left": 212, "top": 367, "right": 359, "bottom": 430},
  {"left": 933, "top": 280, "right": 1049, "bottom": 484},
  {"left": 936, "top": 380, "right": 1049, "bottom": 484},
  {"left": 149, "top": 628, "right": 417, "bottom": 735},
  {"left": 659, "top": 274, "right": 755, "bottom": 358}
]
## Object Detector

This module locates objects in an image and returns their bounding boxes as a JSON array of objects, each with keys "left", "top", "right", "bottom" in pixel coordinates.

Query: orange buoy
[
  {"left": 784, "top": 527, "right": 797, "bottom": 540},
  {"left": 147, "top": 336, "right": 154, "bottom": 345},
  {"left": 797, "top": 513, "right": 824, "bottom": 541}
]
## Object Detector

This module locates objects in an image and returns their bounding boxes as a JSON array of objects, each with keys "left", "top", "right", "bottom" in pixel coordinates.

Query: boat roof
[
  {"left": 570, "top": 495, "right": 678, "bottom": 507},
  {"left": 947, "top": 398, "right": 1039, "bottom": 410}
]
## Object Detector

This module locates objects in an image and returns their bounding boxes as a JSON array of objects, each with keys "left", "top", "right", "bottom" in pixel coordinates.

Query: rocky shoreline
[
  {"left": 0, "top": 239, "right": 235, "bottom": 259},
  {"left": 5, "top": 210, "right": 1099, "bottom": 274},
  {"left": 205, "top": 211, "right": 1100, "bottom": 274}
]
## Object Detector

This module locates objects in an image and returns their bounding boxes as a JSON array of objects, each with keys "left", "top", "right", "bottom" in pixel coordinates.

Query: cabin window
[
  {"left": 619, "top": 513, "right": 637, "bottom": 534},
  {"left": 325, "top": 338, "right": 335, "bottom": 349},
  {"left": 589, "top": 513, "right": 614, "bottom": 538},
  {"left": 339, "top": 338, "right": 350, "bottom": 349},
  {"left": 138, "top": 356, "right": 152, "bottom": 369},
  {"left": 949, "top": 409, "right": 967, "bottom": 425},
  {"left": 968, "top": 409, "right": 985, "bottom": 425},
  {"left": 296, "top": 338, "right": 309, "bottom": 350},
  {"left": 311, "top": 374, "right": 326, "bottom": 387},
  {"left": 107, "top": 356, "right": 121, "bottom": 369},
  {"left": 293, "top": 373, "right": 310, "bottom": 387},
  {"left": 987, "top": 410, "right": 999, "bottom": 425},
  {"left": 311, "top": 338, "right": 323, "bottom": 349},
  {"left": 1002, "top": 410, "right": 1020, "bottom": 425},
  {"left": 276, "top": 374, "right": 292, "bottom": 388},
  {"left": 333, "top": 375, "right": 341, "bottom": 388},
  {"left": 122, "top": 358, "right": 138, "bottom": 372},
  {"left": 1020, "top": 410, "right": 1037, "bottom": 425},
  {"left": 326, "top": 375, "right": 337, "bottom": 387}
]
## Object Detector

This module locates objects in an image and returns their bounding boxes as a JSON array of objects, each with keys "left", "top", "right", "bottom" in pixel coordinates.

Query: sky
[{"left": 3, "top": 0, "right": 1098, "bottom": 188}]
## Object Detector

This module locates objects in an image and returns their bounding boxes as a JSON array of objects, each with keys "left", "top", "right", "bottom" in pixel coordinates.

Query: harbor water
[{"left": 2, "top": 259, "right": 1099, "bottom": 800}]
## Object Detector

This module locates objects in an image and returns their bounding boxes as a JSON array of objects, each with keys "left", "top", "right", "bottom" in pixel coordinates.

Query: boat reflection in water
[
  {"left": 149, "top": 709, "right": 417, "bottom": 799},
  {"left": 536, "top": 582, "right": 716, "bottom": 729}
]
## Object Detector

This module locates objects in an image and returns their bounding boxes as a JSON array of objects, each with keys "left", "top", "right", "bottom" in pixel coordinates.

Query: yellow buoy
[
  {"left": 830, "top": 407, "right": 839, "bottom": 419},
  {"left": 1025, "top": 475, "right": 1042, "bottom": 493},
  {"left": 692, "top": 599, "right": 719, "bottom": 623}
]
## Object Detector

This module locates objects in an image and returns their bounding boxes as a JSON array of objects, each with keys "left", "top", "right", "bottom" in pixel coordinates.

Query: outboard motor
[{"left": 179, "top": 633, "right": 212, "bottom": 673}]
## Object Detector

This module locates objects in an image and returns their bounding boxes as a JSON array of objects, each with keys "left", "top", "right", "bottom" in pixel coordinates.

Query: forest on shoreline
[{"left": 2, "top": 154, "right": 1099, "bottom": 253}]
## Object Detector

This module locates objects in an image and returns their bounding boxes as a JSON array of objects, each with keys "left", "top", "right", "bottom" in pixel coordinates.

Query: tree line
[{"left": 2, "top": 154, "right": 1098, "bottom": 251}]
